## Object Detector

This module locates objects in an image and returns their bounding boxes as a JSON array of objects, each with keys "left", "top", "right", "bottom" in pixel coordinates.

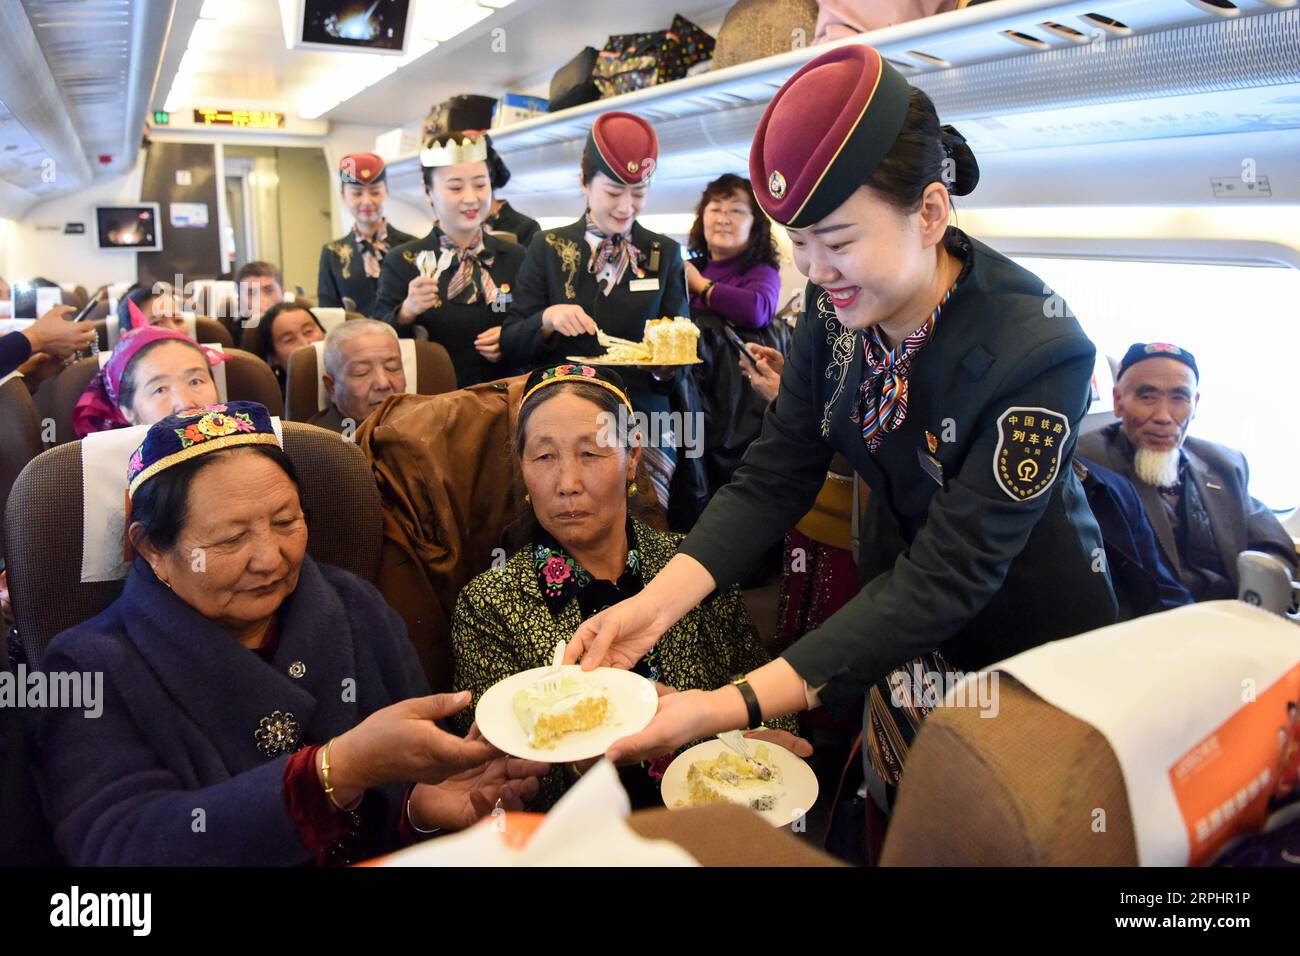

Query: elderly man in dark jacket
[
  {"left": 1074, "top": 454, "right": 1193, "bottom": 620},
  {"left": 1077, "top": 343, "right": 1297, "bottom": 602}
]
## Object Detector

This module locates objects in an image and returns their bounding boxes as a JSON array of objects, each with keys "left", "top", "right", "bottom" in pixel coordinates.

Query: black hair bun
[
  {"left": 483, "top": 133, "right": 511, "bottom": 190},
  {"left": 939, "top": 124, "right": 979, "bottom": 197}
]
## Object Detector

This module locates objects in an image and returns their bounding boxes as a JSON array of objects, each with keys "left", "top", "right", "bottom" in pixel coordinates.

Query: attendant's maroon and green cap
[
  {"left": 339, "top": 152, "right": 388, "bottom": 186},
  {"left": 585, "top": 111, "right": 658, "bottom": 185},
  {"left": 750, "top": 45, "right": 911, "bottom": 228}
]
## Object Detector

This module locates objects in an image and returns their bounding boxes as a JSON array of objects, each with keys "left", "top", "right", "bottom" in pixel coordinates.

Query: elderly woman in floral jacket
[{"left": 450, "top": 365, "right": 805, "bottom": 810}]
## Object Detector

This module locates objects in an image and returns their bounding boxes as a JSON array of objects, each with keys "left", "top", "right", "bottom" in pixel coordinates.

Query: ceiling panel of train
[
  {"left": 0, "top": 0, "right": 1296, "bottom": 220},
  {"left": 0, "top": 0, "right": 171, "bottom": 216}
]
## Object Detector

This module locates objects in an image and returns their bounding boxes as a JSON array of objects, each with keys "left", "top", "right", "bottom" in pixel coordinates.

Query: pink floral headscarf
[{"left": 71, "top": 326, "right": 230, "bottom": 438}]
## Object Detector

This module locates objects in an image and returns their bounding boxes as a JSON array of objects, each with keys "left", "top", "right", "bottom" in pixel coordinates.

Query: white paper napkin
[{"left": 375, "top": 760, "right": 700, "bottom": 867}]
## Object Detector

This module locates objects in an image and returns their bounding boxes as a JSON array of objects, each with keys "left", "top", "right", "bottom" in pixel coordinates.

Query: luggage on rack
[{"left": 592, "top": 14, "right": 715, "bottom": 98}]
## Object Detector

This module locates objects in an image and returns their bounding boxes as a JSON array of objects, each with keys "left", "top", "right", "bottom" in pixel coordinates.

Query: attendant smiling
[
  {"left": 374, "top": 131, "right": 525, "bottom": 387},
  {"left": 317, "top": 152, "right": 415, "bottom": 316},
  {"left": 501, "top": 111, "right": 704, "bottom": 527},
  {"left": 567, "top": 46, "right": 1117, "bottom": 812}
]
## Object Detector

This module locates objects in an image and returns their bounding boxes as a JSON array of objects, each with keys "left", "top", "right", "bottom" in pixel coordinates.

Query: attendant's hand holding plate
[{"left": 475, "top": 664, "right": 657, "bottom": 763}]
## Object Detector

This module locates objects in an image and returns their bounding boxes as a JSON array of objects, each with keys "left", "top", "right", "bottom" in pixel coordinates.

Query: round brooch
[
  {"left": 768, "top": 170, "right": 787, "bottom": 199},
  {"left": 626, "top": 160, "right": 639, "bottom": 174},
  {"left": 254, "top": 710, "right": 301, "bottom": 757}
]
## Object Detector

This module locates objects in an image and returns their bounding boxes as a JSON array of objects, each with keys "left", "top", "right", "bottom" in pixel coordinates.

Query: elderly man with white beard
[{"left": 1077, "top": 342, "right": 1297, "bottom": 601}]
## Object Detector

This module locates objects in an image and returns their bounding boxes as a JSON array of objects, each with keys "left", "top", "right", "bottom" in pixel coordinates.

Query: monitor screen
[
  {"left": 95, "top": 204, "right": 162, "bottom": 251},
  {"left": 300, "top": 0, "right": 411, "bottom": 53}
]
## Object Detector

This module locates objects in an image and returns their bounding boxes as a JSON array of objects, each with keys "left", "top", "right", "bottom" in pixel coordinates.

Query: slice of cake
[
  {"left": 687, "top": 744, "right": 785, "bottom": 811},
  {"left": 512, "top": 674, "right": 610, "bottom": 749},
  {"left": 643, "top": 317, "right": 700, "bottom": 364}
]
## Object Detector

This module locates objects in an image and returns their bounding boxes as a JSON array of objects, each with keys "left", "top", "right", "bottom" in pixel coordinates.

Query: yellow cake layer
[{"left": 530, "top": 695, "right": 609, "bottom": 748}]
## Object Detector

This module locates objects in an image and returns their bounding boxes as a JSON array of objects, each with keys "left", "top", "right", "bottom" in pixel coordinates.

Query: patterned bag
[
  {"left": 593, "top": 14, "right": 715, "bottom": 98},
  {"left": 712, "top": 0, "right": 819, "bottom": 70}
]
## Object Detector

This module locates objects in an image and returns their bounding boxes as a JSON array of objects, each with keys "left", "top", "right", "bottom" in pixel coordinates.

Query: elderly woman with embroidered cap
[
  {"left": 500, "top": 111, "right": 704, "bottom": 528},
  {"left": 451, "top": 364, "right": 803, "bottom": 811},
  {"left": 373, "top": 130, "right": 526, "bottom": 388},
  {"left": 317, "top": 152, "right": 414, "bottom": 317},
  {"left": 71, "top": 325, "right": 228, "bottom": 438},
  {"left": 566, "top": 45, "right": 1118, "bottom": 817},
  {"left": 36, "top": 401, "right": 546, "bottom": 865}
]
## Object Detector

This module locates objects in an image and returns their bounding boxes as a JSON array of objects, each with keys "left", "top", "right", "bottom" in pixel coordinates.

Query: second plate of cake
[
  {"left": 659, "top": 738, "right": 820, "bottom": 828},
  {"left": 474, "top": 664, "right": 659, "bottom": 762}
]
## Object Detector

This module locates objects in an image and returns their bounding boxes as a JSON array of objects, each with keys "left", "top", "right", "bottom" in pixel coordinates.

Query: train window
[{"left": 1014, "top": 256, "right": 1299, "bottom": 511}]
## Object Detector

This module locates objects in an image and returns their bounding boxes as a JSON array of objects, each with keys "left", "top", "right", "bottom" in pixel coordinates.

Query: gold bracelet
[{"left": 321, "top": 737, "right": 362, "bottom": 813}]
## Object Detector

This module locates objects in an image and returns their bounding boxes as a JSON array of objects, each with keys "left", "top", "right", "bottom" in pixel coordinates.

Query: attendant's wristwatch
[{"left": 729, "top": 675, "right": 763, "bottom": 731}]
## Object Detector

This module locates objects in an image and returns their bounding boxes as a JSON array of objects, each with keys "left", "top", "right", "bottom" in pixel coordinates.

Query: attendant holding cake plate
[
  {"left": 450, "top": 364, "right": 803, "bottom": 811},
  {"left": 566, "top": 46, "right": 1118, "bottom": 829},
  {"left": 500, "top": 111, "right": 707, "bottom": 529}
]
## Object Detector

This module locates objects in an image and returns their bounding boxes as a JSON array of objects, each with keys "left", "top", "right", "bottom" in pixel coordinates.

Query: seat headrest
[
  {"left": 105, "top": 311, "right": 200, "bottom": 347},
  {"left": 992, "top": 600, "right": 1300, "bottom": 865},
  {"left": 310, "top": 307, "right": 348, "bottom": 333},
  {"left": 311, "top": 338, "right": 417, "bottom": 415}
]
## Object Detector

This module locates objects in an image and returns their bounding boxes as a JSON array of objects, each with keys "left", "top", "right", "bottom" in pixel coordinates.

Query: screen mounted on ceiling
[{"left": 299, "top": 0, "right": 411, "bottom": 53}]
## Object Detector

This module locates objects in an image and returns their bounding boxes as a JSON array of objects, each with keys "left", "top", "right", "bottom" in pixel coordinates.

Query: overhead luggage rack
[{"left": 383, "top": 0, "right": 1300, "bottom": 200}]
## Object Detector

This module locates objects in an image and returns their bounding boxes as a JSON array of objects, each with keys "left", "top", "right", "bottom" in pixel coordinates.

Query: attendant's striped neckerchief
[
  {"left": 438, "top": 230, "right": 498, "bottom": 305},
  {"left": 854, "top": 278, "right": 959, "bottom": 454},
  {"left": 585, "top": 212, "right": 645, "bottom": 295}
]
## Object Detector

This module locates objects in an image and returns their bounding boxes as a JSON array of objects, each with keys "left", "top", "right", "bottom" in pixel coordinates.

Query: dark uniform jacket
[
  {"left": 1077, "top": 423, "right": 1297, "bottom": 595},
  {"left": 485, "top": 200, "right": 540, "bottom": 250},
  {"left": 373, "top": 225, "right": 525, "bottom": 388},
  {"left": 500, "top": 217, "right": 689, "bottom": 368},
  {"left": 500, "top": 218, "right": 707, "bottom": 528},
  {"left": 1075, "top": 455, "right": 1193, "bottom": 620},
  {"left": 678, "top": 229, "right": 1119, "bottom": 714},
  {"left": 317, "top": 221, "right": 416, "bottom": 317},
  {"left": 35, "top": 556, "right": 428, "bottom": 866}
]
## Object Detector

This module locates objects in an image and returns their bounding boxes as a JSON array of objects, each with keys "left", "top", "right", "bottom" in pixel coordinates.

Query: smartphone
[
  {"left": 67, "top": 286, "right": 107, "bottom": 323},
  {"left": 68, "top": 285, "right": 108, "bottom": 357},
  {"left": 722, "top": 323, "right": 759, "bottom": 370}
]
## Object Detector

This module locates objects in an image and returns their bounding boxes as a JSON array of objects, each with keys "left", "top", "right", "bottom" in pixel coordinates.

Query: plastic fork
[
  {"left": 717, "top": 729, "right": 752, "bottom": 759},
  {"left": 533, "top": 640, "right": 566, "bottom": 696}
]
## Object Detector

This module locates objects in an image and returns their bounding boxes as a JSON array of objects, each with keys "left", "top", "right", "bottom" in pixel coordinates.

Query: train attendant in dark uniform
[
  {"left": 567, "top": 46, "right": 1118, "bottom": 812},
  {"left": 316, "top": 152, "right": 414, "bottom": 316},
  {"left": 374, "top": 131, "right": 525, "bottom": 388},
  {"left": 500, "top": 111, "right": 706, "bottom": 528}
]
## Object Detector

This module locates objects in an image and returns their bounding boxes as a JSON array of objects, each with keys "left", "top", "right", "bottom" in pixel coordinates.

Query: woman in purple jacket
[
  {"left": 685, "top": 174, "right": 781, "bottom": 329},
  {"left": 685, "top": 174, "right": 787, "bottom": 500}
]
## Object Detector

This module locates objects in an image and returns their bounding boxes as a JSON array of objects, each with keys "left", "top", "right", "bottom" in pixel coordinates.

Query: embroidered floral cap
[
  {"left": 521, "top": 363, "right": 634, "bottom": 414},
  {"left": 127, "top": 400, "right": 280, "bottom": 499}
]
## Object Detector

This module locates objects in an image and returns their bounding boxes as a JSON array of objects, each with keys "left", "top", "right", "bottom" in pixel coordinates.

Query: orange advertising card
[{"left": 1168, "top": 663, "right": 1300, "bottom": 866}]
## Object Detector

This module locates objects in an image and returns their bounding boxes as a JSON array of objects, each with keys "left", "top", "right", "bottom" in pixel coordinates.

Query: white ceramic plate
[
  {"left": 659, "top": 738, "right": 820, "bottom": 828},
  {"left": 474, "top": 664, "right": 658, "bottom": 763}
]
